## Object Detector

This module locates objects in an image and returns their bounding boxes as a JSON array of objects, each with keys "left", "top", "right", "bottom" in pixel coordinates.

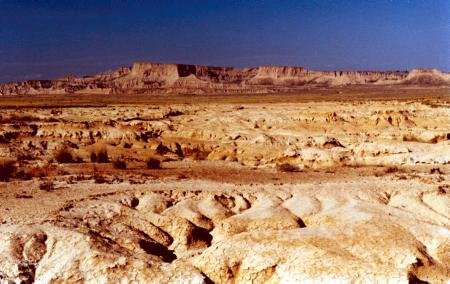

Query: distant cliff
[{"left": 1, "top": 63, "right": 448, "bottom": 95}]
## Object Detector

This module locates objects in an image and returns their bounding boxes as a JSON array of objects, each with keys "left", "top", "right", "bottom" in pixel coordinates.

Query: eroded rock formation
[
  {"left": 1, "top": 63, "right": 449, "bottom": 95},
  {"left": 0, "top": 94, "right": 449, "bottom": 282}
]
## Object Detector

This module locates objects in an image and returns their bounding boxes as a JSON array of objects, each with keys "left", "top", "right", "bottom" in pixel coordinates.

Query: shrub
[
  {"left": 91, "top": 152, "right": 97, "bottom": 163},
  {"left": 15, "top": 170, "right": 34, "bottom": 180},
  {"left": 438, "top": 185, "right": 449, "bottom": 195},
  {"left": 277, "top": 163, "right": 300, "bottom": 172},
  {"left": 0, "top": 114, "right": 38, "bottom": 123},
  {"left": 97, "top": 148, "right": 109, "bottom": 162},
  {"left": 39, "top": 180, "right": 55, "bottom": 191},
  {"left": 0, "top": 132, "right": 19, "bottom": 143},
  {"left": 156, "top": 144, "right": 171, "bottom": 155},
  {"left": 177, "top": 174, "right": 188, "bottom": 180},
  {"left": 0, "top": 160, "right": 16, "bottom": 181},
  {"left": 91, "top": 165, "right": 106, "bottom": 183},
  {"left": 55, "top": 148, "right": 76, "bottom": 163},
  {"left": 113, "top": 159, "right": 127, "bottom": 170},
  {"left": 430, "top": 167, "right": 444, "bottom": 174},
  {"left": 27, "top": 165, "right": 52, "bottom": 178},
  {"left": 146, "top": 158, "right": 161, "bottom": 169},
  {"left": 163, "top": 109, "right": 184, "bottom": 118},
  {"left": 17, "top": 152, "right": 35, "bottom": 161},
  {"left": 385, "top": 166, "right": 399, "bottom": 174},
  {"left": 90, "top": 152, "right": 96, "bottom": 162},
  {"left": 90, "top": 148, "right": 109, "bottom": 163},
  {"left": 187, "top": 149, "right": 210, "bottom": 161},
  {"left": 94, "top": 174, "right": 107, "bottom": 184}
]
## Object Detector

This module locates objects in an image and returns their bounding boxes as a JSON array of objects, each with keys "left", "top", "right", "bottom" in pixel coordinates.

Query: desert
[
  {"left": 0, "top": 76, "right": 449, "bottom": 282},
  {"left": 1, "top": 1, "right": 450, "bottom": 282}
]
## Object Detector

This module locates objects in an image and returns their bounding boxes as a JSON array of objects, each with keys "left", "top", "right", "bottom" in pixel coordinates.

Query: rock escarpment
[{"left": 1, "top": 63, "right": 449, "bottom": 95}]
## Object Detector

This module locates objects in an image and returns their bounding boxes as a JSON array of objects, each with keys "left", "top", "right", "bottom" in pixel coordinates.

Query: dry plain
[{"left": 0, "top": 87, "right": 449, "bottom": 283}]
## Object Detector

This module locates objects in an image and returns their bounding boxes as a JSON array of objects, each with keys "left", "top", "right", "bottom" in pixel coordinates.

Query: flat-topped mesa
[
  {"left": 246, "top": 66, "right": 307, "bottom": 85},
  {"left": 254, "top": 65, "right": 308, "bottom": 77},
  {"left": 0, "top": 63, "right": 448, "bottom": 95},
  {"left": 184, "top": 65, "right": 249, "bottom": 83},
  {"left": 310, "top": 70, "right": 410, "bottom": 85},
  {"left": 247, "top": 66, "right": 409, "bottom": 86},
  {"left": 131, "top": 62, "right": 178, "bottom": 79}
]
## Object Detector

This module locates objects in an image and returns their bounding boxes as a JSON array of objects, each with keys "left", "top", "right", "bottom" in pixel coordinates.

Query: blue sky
[{"left": 0, "top": 0, "right": 448, "bottom": 82}]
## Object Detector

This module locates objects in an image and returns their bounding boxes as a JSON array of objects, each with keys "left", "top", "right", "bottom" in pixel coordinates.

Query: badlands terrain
[
  {"left": 0, "top": 63, "right": 449, "bottom": 96},
  {"left": 0, "top": 83, "right": 449, "bottom": 282}
]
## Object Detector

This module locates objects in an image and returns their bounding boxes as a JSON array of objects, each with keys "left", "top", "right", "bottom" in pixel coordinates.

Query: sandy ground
[{"left": 0, "top": 88, "right": 449, "bottom": 283}]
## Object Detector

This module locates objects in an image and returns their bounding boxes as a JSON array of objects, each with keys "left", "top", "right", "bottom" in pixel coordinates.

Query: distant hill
[{"left": 1, "top": 63, "right": 449, "bottom": 95}]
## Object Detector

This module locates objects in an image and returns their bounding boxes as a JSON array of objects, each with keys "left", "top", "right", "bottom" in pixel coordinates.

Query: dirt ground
[{"left": 0, "top": 87, "right": 449, "bottom": 283}]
